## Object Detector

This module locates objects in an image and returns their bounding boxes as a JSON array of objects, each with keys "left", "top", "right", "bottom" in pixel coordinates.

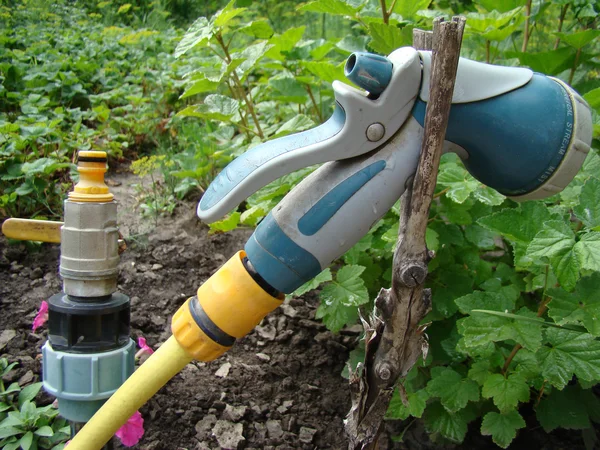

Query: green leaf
[
  {"left": 386, "top": 388, "right": 430, "bottom": 420},
  {"left": 240, "top": 20, "right": 274, "bottom": 39},
  {"left": 527, "top": 220, "right": 575, "bottom": 259},
  {"left": 299, "top": 0, "right": 360, "bottom": 16},
  {"left": 468, "top": 361, "right": 493, "bottom": 386},
  {"left": 423, "top": 402, "right": 471, "bottom": 443},
  {"left": 472, "top": 185, "right": 505, "bottom": 206},
  {"left": 426, "top": 227, "right": 439, "bottom": 252},
  {"left": 208, "top": 212, "right": 241, "bottom": 234},
  {"left": 180, "top": 77, "right": 220, "bottom": 99},
  {"left": 478, "top": 202, "right": 553, "bottom": 244},
  {"left": 272, "top": 115, "right": 315, "bottom": 138},
  {"left": 466, "top": 8, "right": 523, "bottom": 34},
  {"left": 476, "top": 0, "right": 526, "bottom": 13},
  {"left": 34, "top": 426, "right": 54, "bottom": 437},
  {"left": 175, "top": 16, "right": 214, "bottom": 58},
  {"left": 574, "top": 177, "right": 600, "bottom": 228},
  {"left": 554, "top": 29, "right": 600, "bottom": 49},
  {"left": 213, "top": 0, "right": 246, "bottom": 27},
  {"left": 464, "top": 225, "right": 497, "bottom": 249},
  {"left": 548, "top": 273, "right": 600, "bottom": 336},
  {"left": 293, "top": 269, "right": 333, "bottom": 297},
  {"left": 510, "top": 47, "right": 576, "bottom": 76},
  {"left": 178, "top": 95, "right": 239, "bottom": 122},
  {"left": 301, "top": 61, "right": 345, "bottom": 84},
  {"left": 266, "top": 27, "right": 306, "bottom": 61},
  {"left": 17, "top": 383, "right": 41, "bottom": 408},
  {"left": 20, "top": 431, "right": 33, "bottom": 450},
  {"left": 233, "top": 41, "right": 274, "bottom": 82},
  {"left": 584, "top": 88, "right": 600, "bottom": 113},
  {"left": 574, "top": 232, "right": 600, "bottom": 272},
  {"left": 482, "top": 373, "right": 530, "bottom": 413},
  {"left": 316, "top": 265, "right": 369, "bottom": 332},
  {"left": 437, "top": 163, "right": 479, "bottom": 203},
  {"left": 536, "top": 385, "right": 597, "bottom": 432},
  {"left": 537, "top": 327, "right": 600, "bottom": 389},
  {"left": 459, "top": 308, "right": 543, "bottom": 351},
  {"left": 480, "top": 410, "right": 526, "bottom": 449},
  {"left": 527, "top": 220, "right": 580, "bottom": 290},
  {"left": 0, "top": 427, "right": 22, "bottom": 439},
  {"left": 426, "top": 367, "right": 480, "bottom": 412},
  {"left": 455, "top": 289, "right": 517, "bottom": 315},
  {"left": 392, "top": 0, "right": 431, "bottom": 19},
  {"left": 367, "top": 23, "right": 413, "bottom": 55},
  {"left": 240, "top": 205, "right": 265, "bottom": 227}
]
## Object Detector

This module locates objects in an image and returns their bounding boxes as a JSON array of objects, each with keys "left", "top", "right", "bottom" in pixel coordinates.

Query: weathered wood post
[{"left": 345, "top": 16, "right": 466, "bottom": 449}]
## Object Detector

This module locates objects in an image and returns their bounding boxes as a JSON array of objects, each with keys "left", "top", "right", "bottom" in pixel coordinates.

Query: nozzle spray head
[{"left": 345, "top": 52, "right": 393, "bottom": 95}]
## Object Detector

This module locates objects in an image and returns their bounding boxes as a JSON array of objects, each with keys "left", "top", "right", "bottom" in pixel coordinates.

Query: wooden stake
[{"left": 345, "top": 17, "right": 465, "bottom": 449}]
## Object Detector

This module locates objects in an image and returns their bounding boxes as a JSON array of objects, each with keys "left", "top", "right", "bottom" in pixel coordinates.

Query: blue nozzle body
[{"left": 344, "top": 52, "right": 393, "bottom": 95}]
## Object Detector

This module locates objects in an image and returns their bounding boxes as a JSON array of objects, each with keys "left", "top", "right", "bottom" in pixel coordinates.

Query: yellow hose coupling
[
  {"left": 172, "top": 251, "right": 283, "bottom": 361},
  {"left": 69, "top": 151, "right": 113, "bottom": 202}
]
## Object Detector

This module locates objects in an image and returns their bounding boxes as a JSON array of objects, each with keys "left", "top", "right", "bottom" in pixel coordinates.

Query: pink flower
[
  {"left": 32, "top": 301, "right": 49, "bottom": 332},
  {"left": 115, "top": 411, "right": 144, "bottom": 447},
  {"left": 135, "top": 336, "right": 154, "bottom": 359}
]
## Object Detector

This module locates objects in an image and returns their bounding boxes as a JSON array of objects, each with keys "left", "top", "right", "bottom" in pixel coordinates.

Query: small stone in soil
[
  {"left": 212, "top": 420, "right": 245, "bottom": 449},
  {"left": 194, "top": 414, "right": 217, "bottom": 441},
  {"left": 255, "top": 353, "right": 270, "bottom": 362},
  {"left": 276, "top": 400, "right": 293, "bottom": 414},
  {"left": 266, "top": 420, "right": 284, "bottom": 440},
  {"left": 298, "top": 427, "right": 317, "bottom": 443},
  {"left": 215, "top": 362, "right": 231, "bottom": 378},
  {"left": 0, "top": 329, "right": 16, "bottom": 351},
  {"left": 223, "top": 404, "right": 247, "bottom": 422},
  {"left": 255, "top": 324, "right": 276, "bottom": 341}
]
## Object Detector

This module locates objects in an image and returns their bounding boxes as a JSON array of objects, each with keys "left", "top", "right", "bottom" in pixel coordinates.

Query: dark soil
[{"left": 0, "top": 175, "right": 592, "bottom": 450}]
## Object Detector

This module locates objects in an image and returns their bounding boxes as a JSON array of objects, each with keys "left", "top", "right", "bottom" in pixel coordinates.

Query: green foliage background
[{"left": 2, "top": 0, "right": 600, "bottom": 447}]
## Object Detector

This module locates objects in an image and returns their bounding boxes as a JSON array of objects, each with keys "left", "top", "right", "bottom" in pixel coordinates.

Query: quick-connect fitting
[
  {"left": 43, "top": 150, "right": 134, "bottom": 424},
  {"left": 172, "top": 251, "right": 283, "bottom": 361}
]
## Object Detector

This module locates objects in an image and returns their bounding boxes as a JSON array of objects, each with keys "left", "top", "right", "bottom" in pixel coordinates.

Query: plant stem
[
  {"left": 554, "top": 5, "right": 569, "bottom": 49},
  {"left": 503, "top": 267, "right": 551, "bottom": 374},
  {"left": 380, "top": 0, "right": 389, "bottom": 24},
  {"left": 522, "top": 0, "right": 533, "bottom": 52},
  {"left": 569, "top": 47, "right": 582, "bottom": 85},
  {"left": 536, "top": 381, "right": 546, "bottom": 406},
  {"left": 486, "top": 40, "right": 491, "bottom": 63},
  {"left": 306, "top": 85, "right": 324, "bottom": 123},
  {"left": 215, "top": 33, "right": 265, "bottom": 140}
]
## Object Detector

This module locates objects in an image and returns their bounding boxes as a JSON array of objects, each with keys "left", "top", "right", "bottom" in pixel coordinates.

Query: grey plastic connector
[
  {"left": 60, "top": 200, "right": 119, "bottom": 297},
  {"left": 42, "top": 339, "right": 135, "bottom": 422}
]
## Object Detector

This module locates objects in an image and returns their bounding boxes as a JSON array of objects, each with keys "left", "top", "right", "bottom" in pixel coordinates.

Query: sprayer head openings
[{"left": 345, "top": 52, "right": 393, "bottom": 95}]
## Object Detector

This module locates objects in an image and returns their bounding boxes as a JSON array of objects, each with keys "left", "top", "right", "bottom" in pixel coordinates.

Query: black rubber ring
[
  {"left": 188, "top": 297, "right": 236, "bottom": 347},
  {"left": 77, "top": 156, "right": 107, "bottom": 163}
]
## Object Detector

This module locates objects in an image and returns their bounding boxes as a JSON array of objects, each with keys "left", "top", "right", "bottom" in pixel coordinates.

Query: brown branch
[
  {"left": 306, "top": 85, "right": 324, "bottom": 123},
  {"left": 345, "top": 19, "right": 465, "bottom": 450},
  {"left": 380, "top": 0, "right": 390, "bottom": 24},
  {"left": 554, "top": 5, "right": 569, "bottom": 49},
  {"left": 522, "top": 0, "right": 533, "bottom": 52}
]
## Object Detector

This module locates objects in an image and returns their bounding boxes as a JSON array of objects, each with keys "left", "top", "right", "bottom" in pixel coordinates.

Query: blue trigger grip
[{"left": 197, "top": 106, "right": 346, "bottom": 223}]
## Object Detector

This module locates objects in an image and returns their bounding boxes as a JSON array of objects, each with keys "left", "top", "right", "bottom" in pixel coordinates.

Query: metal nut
[{"left": 366, "top": 123, "right": 385, "bottom": 142}]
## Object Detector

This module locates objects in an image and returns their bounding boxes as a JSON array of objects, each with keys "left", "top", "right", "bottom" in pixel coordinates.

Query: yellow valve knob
[
  {"left": 1, "top": 218, "right": 62, "bottom": 244},
  {"left": 69, "top": 151, "right": 113, "bottom": 202}
]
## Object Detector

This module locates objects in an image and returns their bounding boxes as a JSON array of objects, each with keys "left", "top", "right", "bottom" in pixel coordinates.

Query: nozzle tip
[{"left": 344, "top": 52, "right": 393, "bottom": 95}]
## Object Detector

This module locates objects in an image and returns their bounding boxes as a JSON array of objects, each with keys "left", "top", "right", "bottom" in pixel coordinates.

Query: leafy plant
[{"left": 0, "top": 358, "right": 70, "bottom": 450}]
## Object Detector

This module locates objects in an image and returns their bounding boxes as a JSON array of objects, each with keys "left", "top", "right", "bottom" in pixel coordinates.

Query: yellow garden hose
[
  {"left": 67, "top": 251, "right": 282, "bottom": 449},
  {"left": 66, "top": 336, "right": 192, "bottom": 449}
]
